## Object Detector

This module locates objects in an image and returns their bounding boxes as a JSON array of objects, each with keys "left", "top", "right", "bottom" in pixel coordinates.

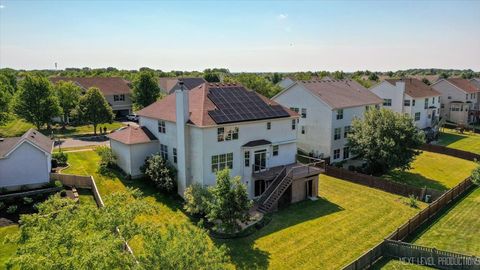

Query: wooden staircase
[{"left": 257, "top": 167, "right": 292, "bottom": 213}]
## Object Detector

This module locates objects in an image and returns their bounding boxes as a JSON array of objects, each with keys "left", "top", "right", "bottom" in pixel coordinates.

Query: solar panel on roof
[{"left": 207, "top": 86, "right": 290, "bottom": 124}]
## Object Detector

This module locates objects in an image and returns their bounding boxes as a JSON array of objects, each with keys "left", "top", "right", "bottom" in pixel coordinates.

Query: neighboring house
[
  {"left": 470, "top": 78, "right": 480, "bottom": 105},
  {"left": 273, "top": 78, "right": 383, "bottom": 162},
  {"left": 108, "top": 82, "right": 322, "bottom": 212},
  {"left": 50, "top": 77, "right": 133, "bottom": 117},
  {"left": 158, "top": 77, "right": 206, "bottom": 94},
  {"left": 370, "top": 78, "right": 441, "bottom": 129},
  {"left": 431, "top": 78, "right": 480, "bottom": 124},
  {"left": 0, "top": 129, "right": 53, "bottom": 191}
]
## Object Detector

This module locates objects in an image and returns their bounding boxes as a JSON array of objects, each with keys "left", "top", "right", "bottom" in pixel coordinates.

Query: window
[
  {"left": 336, "top": 109, "right": 344, "bottom": 120},
  {"left": 301, "top": 108, "right": 307, "bottom": 118},
  {"left": 448, "top": 96, "right": 452, "bottom": 100},
  {"left": 432, "top": 97, "right": 435, "bottom": 104},
  {"left": 344, "top": 126, "right": 351, "bottom": 138},
  {"left": 414, "top": 112, "right": 421, "bottom": 121},
  {"left": 424, "top": 98, "right": 429, "bottom": 109},
  {"left": 333, "top": 149, "right": 340, "bottom": 160},
  {"left": 272, "top": 145, "right": 279, "bottom": 156},
  {"left": 290, "top": 107, "right": 299, "bottom": 113},
  {"left": 412, "top": 100, "right": 416, "bottom": 106},
  {"left": 244, "top": 151, "right": 250, "bottom": 167},
  {"left": 334, "top": 128, "right": 341, "bottom": 140},
  {"left": 113, "top": 94, "right": 125, "bottom": 101},
  {"left": 343, "top": 147, "right": 350, "bottom": 159},
  {"left": 441, "top": 104, "right": 445, "bottom": 109},
  {"left": 404, "top": 100, "right": 411, "bottom": 106},
  {"left": 160, "top": 144, "right": 168, "bottom": 160},
  {"left": 217, "top": 127, "right": 239, "bottom": 142},
  {"left": 291, "top": 119, "right": 296, "bottom": 130},
  {"left": 383, "top": 99, "right": 392, "bottom": 106},
  {"left": 211, "top": 153, "right": 233, "bottom": 172},
  {"left": 301, "top": 126, "right": 306, "bottom": 134},
  {"left": 158, "top": 121, "right": 166, "bottom": 133},
  {"left": 173, "top": 148, "right": 177, "bottom": 164},
  {"left": 267, "top": 122, "right": 271, "bottom": 130}
]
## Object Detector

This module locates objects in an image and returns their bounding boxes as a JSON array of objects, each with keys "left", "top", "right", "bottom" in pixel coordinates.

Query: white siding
[
  {"left": 0, "top": 142, "right": 51, "bottom": 189},
  {"left": 370, "top": 81, "right": 405, "bottom": 113},
  {"left": 110, "top": 140, "right": 132, "bottom": 175},
  {"left": 130, "top": 142, "right": 159, "bottom": 177},
  {"left": 432, "top": 80, "right": 469, "bottom": 123}
]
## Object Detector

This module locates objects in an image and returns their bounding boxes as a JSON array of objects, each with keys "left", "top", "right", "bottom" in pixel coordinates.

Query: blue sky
[{"left": 0, "top": 0, "right": 479, "bottom": 72}]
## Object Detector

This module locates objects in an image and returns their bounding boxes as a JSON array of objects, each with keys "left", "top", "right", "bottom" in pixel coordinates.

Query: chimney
[{"left": 175, "top": 80, "right": 189, "bottom": 197}]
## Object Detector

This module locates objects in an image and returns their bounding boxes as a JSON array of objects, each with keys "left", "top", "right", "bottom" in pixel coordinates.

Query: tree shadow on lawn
[
  {"left": 438, "top": 131, "right": 468, "bottom": 146},
  {"left": 215, "top": 197, "right": 343, "bottom": 270},
  {"left": 383, "top": 171, "right": 449, "bottom": 191}
]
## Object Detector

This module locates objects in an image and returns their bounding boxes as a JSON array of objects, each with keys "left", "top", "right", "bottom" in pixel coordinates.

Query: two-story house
[
  {"left": 273, "top": 78, "right": 383, "bottom": 163},
  {"left": 370, "top": 78, "right": 441, "bottom": 129},
  {"left": 431, "top": 78, "right": 480, "bottom": 124},
  {"left": 108, "top": 82, "right": 323, "bottom": 212},
  {"left": 158, "top": 77, "right": 206, "bottom": 94},
  {"left": 50, "top": 77, "right": 133, "bottom": 117}
]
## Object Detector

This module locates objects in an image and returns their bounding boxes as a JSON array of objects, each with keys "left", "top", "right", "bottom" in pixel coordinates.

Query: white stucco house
[
  {"left": 431, "top": 78, "right": 480, "bottom": 124},
  {"left": 0, "top": 129, "right": 53, "bottom": 191},
  {"left": 370, "top": 78, "right": 441, "bottom": 129},
  {"left": 108, "top": 82, "right": 322, "bottom": 212},
  {"left": 273, "top": 78, "right": 383, "bottom": 163}
]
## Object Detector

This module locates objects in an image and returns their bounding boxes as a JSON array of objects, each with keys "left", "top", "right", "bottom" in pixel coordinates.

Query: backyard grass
[
  {"left": 437, "top": 128, "right": 480, "bottom": 154},
  {"left": 0, "top": 116, "right": 124, "bottom": 138},
  {"left": 63, "top": 150, "right": 426, "bottom": 269},
  {"left": 78, "top": 189, "right": 97, "bottom": 206},
  {"left": 383, "top": 151, "right": 476, "bottom": 190},
  {"left": 0, "top": 225, "right": 19, "bottom": 270},
  {"left": 410, "top": 187, "right": 480, "bottom": 256},
  {"left": 373, "top": 258, "right": 435, "bottom": 269}
]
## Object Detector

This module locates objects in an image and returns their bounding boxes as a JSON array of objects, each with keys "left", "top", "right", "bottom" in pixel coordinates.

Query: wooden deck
[{"left": 252, "top": 162, "right": 324, "bottom": 181}]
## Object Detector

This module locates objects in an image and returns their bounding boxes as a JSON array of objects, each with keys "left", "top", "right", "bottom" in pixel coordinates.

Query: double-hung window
[
  {"left": 160, "top": 144, "right": 168, "bottom": 160},
  {"left": 244, "top": 151, "right": 250, "bottom": 167},
  {"left": 267, "top": 122, "right": 271, "bottom": 130},
  {"left": 301, "top": 108, "right": 307, "bottom": 118},
  {"left": 424, "top": 98, "right": 429, "bottom": 109},
  {"left": 211, "top": 153, "right": 233, "bottom": 172},
  {"left": 113, "top": 94, "right": 125, "bottom": 101},
  {"left": 344, "top": 126, "right": 351, "bottom": 138},
  {"left": 383, "top": 99, "right": 392, "bottom": 106},
  {"left": 272, "top": 145, "right": 279, "bottom": 156},
  {"left": 334, "top": 128, "right": 341, "bottom": 140},
  {"left": 217, "top": 127, "right": 239, "bottom": 141},
  {"left": 414, "top": 112, "right": 421, "bottom": 121},
  {"left": 336, "top": 109, "right": 344, "bottom": 120},
  {"left": 404, "top": 100, "right": 411, "bottom": 106},
  {"left": 291, "top": 119, "right": 296, "bottom": 130},
  {"left": 173, "top": 148, "right": 177, "bottom": 164},
  {"left": 158, "top": 121, "right": 166, "bottom": 133},
  {"left": 333, "top": 149, "right": 340, "bottom": 160}
]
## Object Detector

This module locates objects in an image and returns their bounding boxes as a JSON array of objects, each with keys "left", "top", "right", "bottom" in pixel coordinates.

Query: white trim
[{"left": 2, "top": 140, "right": 52, "bottom": 159}]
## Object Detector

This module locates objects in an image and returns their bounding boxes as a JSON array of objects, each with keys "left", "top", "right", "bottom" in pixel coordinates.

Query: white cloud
[
  {"left": 0, "top": 5, "right": 5, "bottom": 9},
  {"left": 277, "top": 13, "right": 288, "bottom": 20}
]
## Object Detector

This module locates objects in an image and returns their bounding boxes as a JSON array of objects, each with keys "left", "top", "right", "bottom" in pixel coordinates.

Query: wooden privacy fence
[
  {"left": 420, "top": 144, "right": 480, "bottom": 162},
  {"left": 50, "top": 173, "right": 104, "bottom": 207},
  {"left": 325, "top": 166, "right": 444, "bottom": 201},
  {"left": 342, "top": 177, "right": 476, "bottom": 270},
  {"left": 384, "top": 240, "right": 480, "bottom": 270}
]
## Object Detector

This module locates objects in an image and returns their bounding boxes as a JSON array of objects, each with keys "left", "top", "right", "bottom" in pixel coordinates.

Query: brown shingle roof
[
  {"left": 158, "top": 77, "right": 207, "bottom": 94},
  {"left": 298, "top": 79, "right": 382, "bottom": 109},
  {"left": 107, "top": 126, "right": 158, "bottom": 145},
  {"left": 0, "top": 129, "right": 53, "bottom": 158},
  {"left": 385, "top": 78, "right": 441, "bottom": 98},
  {"left": 446, "top": 78, "right": 480, "bottom": 94},
  {"left": 50, "top": 77, "right": 131, "bottom": 95},
  {"left": 137, "top": 83, "right": 297, "bottom": 127}
]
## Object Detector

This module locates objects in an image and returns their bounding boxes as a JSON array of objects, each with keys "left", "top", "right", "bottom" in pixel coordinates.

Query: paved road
[{"left": 55, "top": 137, "right": 109, "bottom": 149}]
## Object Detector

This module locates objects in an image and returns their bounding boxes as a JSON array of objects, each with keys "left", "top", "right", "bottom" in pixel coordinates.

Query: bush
[
  {"left": 60, "top": 190, "right": 67, "bottom": 197},
  {"left": 6, "top": 205, "right": 18, "bottom": 214},
  {"left": 23, "top": 197, "right": 33, "bottom": 205},
  {"left": 141, "top": 153, "right": 177, "bottom": 193},
  {"left": 471, "top": 162, "right": 480, "bottom": 186},
  {"left": 95, "top": 146, "right": 117, "bottom": 172},
  {"left": 184, "top": 183, "right": 212, "bottom": 216},
  {"left": 54, "top": 180, "right": 63, "bottom": 188},
  {"left": 0, "top": 201, "right": 5, "bottom": 210},
  {"left": 52, "top": 151, "right": 68, "bottom": 166},
  {"left": 406, "top": 195, "right": 419, "bottom": 208}
]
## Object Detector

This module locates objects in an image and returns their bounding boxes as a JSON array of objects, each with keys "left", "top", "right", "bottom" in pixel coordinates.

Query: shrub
[
  {"left": 0, "top": 201, "right": 5, "bottom": 210},
  {"left": 95, "top": 146, "right": 117, "bottom": 172},
  {"left": 6, "top": 205, "right": 18, "bottom": 214},
  {"left": 184, "top": 183, "right": 212, "bottom": 216},
  {"left": 60, "top": 190, "right": 67, "bottom": 197},
  {"left": 141, "top": 153, "right": 177, "bottom": 193},
  {"left": 471, "top": 162, "right": 480, "bottom": 186},
  {"left": 23, "top": 197, "right": 33, "bottom": 205},
  {"left": 52, "top": 151, "right": 68, "bottom": 166},
  {"left": 54, "top": 180, "right": 63, "bottom": 188},
  {"left": 407, "top": 195, "right": 419, "bottom": 208}
]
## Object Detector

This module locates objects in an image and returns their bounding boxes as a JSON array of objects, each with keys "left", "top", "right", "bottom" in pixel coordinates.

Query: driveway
[{"left": 55, "top": 137, "right": 110, "bottom": 149}]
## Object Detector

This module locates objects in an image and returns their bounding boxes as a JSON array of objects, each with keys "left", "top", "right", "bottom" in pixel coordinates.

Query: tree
[
  {"left": 439, "top": 72, "right": 449, "bottom": 79},
  {"left": 132, "top": 71, "right": 161, "bottom": 109},
  {"left": 207, "top": 169, "right": 252, "bottom": 233},
  {"left": 461, "top": 72, "right": 474, "bottom": 79},
  {"left": 95, "top": 146, "right": 117, "bottom": 172},
  {"left": 77, "top": 87, "right": 114, "bottom": 135},
  {"left": 387, "top": 71, "right": 394, "bottom": 77},
  {"left": 235, "top": 73, "right": 282, "bottom": 98},
  {"left": 368, "top": 73, "right": 379, "bottom": 81},
  {"left": 203, "top": 72, "right": 221, "bottom": 83},
  {"left": 0, "top": 84, "right": 11, "bottom": 125},
  {"left": 422, "top": 78, "right": 431, "bottom": 85},
  {"left": 183, "top": 183, "right": 212, "bottom": 216},
  {"left": 471, "top": 163, "right": 480, "bottom": 186},
  {"left": 332, "top": 70, "right": 345, "bottom": 80},
  {"left": 141, "top": 153, "right": 177, "bottom": 192},
  {"left": 54, "top": 80, "right": 82, "bottom": 127},
  {"left": 271, "top": 73, "right": 282, "bottom": 84},
  {"left": 12, "top": 75, "right": 61, "bottom": 130},
  {"left": 347, "top": 108, "right": 425, "bottom": 175}
]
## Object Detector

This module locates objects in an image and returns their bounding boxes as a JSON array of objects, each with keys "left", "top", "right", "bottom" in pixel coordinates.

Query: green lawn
[
  {"left": 383, "top": 151, "right": 476, "bottom": 190},
  {"left": 77, "top": 189, "right": 97, "bottom": 206},
  {"left": 373, "top": 258, "right": 435, "bottom": 269},
  {"left": 0, "top": 225, "right": 19, "bottom": 270},
  {"left": 411, "top": 187, "right": 480, "bottom": 256},
  {"left": 437, "top": 128, "right": 480, "bottom": 154},
  {"left": 63, "top": 150, "right": 425, "bottom": 269},
  {"left": 0, "top": 116, "right": 124, "bottom": 138}
]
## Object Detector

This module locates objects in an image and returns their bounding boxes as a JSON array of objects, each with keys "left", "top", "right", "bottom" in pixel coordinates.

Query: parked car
[{"left": 126, "top": 114, "right": 139, "bottom": 122}]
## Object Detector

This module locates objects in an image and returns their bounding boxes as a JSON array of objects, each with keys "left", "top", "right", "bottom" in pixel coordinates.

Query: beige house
[
  {"left": 431, "top": 78, "right": 480, "bottom": 124},
  {"left": 50, "top": 77, "right": 133, "bottom": 117}
]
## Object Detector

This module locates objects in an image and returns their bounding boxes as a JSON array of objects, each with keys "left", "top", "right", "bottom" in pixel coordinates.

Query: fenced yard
[{"left": 437, "top": 128, "right": 480, "bottom": 154}]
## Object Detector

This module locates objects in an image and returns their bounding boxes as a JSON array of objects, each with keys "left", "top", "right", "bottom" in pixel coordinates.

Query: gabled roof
[
  {"left": 385, "top": 78, "right": 441, "bottom": 98},
  {"left": 50, "top": 77, "right": 132, "bottom": 95},
  {"left": 242, "top": 139, "right": 271, "bottom": 147},
  {"left": 0, "top": 129, "right": 53, "bottom": 158},
  {"left": 158, "top": 77, "right": 207, "bottom": 94},
  {"left": 444, "top": 78, "right": 480, "bottom": 94},
  {"left": 107, "top": 126, "right": 158, "bottom": 145},
  {"left": 294, "top": 79, "right": 383, "bottom": 109},
  {"left": 137, "top": 83, "right": 297, "bottom": 127}
]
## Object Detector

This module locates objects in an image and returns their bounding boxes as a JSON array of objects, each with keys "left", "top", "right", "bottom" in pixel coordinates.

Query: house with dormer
[{"left": 108, "top": 82, "right": 322, "bottom": 212}]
